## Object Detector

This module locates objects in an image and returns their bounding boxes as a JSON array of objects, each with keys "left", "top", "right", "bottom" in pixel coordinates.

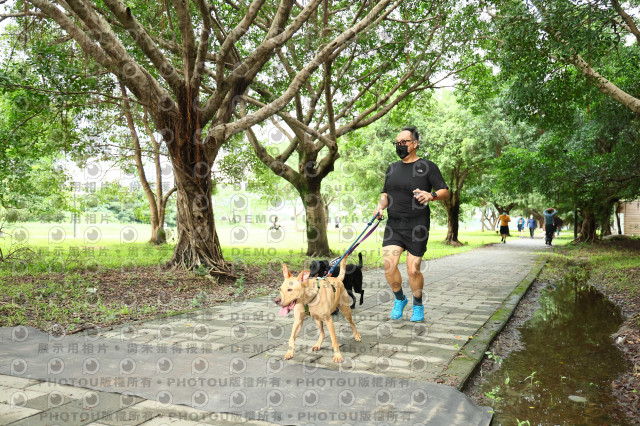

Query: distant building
[{"left": 618, "top": 200, "right": 640, "bottom": 236}]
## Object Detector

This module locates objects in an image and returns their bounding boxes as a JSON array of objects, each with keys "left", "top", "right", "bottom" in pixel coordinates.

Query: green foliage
[
  {"left": 492, "top": 95, "right": 640, "bottom": 229},
  {"left": 0, "top": 85, "right": 71, "bottom": 211},
  {"left": 485, "top": 350, "right": 503, "bottom": 367},
  {"left": 484, "top": 385, "right": 503, "bottom": 402},
  {"left": 478, "top": 0, "right": 640, "bottom": 123}
]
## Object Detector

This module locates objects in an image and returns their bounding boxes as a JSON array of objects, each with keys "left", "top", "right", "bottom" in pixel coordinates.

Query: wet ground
[{"left": 465, "top": 271, "right": 631, "bottom": 425}]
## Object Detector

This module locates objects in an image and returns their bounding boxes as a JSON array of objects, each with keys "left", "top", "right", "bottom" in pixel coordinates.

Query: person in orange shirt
[{"left": 497, "top": 212, "right": 511, "bottom": 243}]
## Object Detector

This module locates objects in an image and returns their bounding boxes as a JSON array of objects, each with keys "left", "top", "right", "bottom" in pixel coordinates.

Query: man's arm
[
  {"left": 374, "top": 193, "right": 388, "bottom": 219},
  {"left": 412, "top": 188, "right": 449, "bottom": 204},
  {"left": 432, "top": 188, "right": 449, "bottom": 201}
]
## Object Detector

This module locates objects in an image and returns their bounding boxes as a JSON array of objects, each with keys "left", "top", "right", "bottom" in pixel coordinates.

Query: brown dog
[{"left": 275, "top": 256, "right": 361, "bottom": 362}]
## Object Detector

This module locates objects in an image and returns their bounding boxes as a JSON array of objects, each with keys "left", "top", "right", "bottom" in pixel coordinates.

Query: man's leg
[
  {"left": 383, "top": 245, "right": 403, "bottom": 291},
  {"left": 406, "top": 253, "right": 425, "bottom": 321},
  {"left": 383, "top": 245, "right": 407, "bottom": 319}
]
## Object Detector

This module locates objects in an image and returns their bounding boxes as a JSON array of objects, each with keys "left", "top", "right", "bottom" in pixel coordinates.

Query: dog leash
[{"left": 327, "top": 213, "right": 382, "bottom": 277}]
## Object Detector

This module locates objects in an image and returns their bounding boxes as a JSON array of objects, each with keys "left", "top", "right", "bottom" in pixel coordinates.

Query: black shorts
[
  {"left": 382, "top": 225, "right": 429, "bottom": 257},
  {"left": 517, "top": 224, "right": 523, "bottom": 231},
  {"left": 500, "top": 226, "right": 510, "bottom": 235}
]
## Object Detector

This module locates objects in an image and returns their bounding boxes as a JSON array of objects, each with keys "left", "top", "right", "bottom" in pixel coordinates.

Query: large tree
[
  {"left": 242, "top": 0, "right": 486, "bottom": 255},
  {"left": 4, "top": 0, "right": 398, "bottom": 272}
]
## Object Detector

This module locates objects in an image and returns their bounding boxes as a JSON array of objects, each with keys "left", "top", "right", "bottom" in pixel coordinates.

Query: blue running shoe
[
  {"left": 390, "top": 297, "right": 408, "bottom": 320},
  {"left": 410, "top": 305, "right": 424, "bottom": 322}
]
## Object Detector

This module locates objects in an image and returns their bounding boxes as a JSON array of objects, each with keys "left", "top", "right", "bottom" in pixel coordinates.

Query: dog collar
[
  {"left": 304, "top": 279, "right": 335, "bottom": 314},
  {"left": 304, "top": 281, "right": 321, "bottom": 312}
]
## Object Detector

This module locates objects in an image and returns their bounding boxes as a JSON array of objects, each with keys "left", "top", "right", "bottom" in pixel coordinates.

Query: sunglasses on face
[{"left": 393, "top": 139, "right": 416, "bottom": 147}]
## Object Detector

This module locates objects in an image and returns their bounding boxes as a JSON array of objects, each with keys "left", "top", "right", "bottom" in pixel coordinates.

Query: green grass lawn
[
  {"left": 2, "top": 220, "right": 573, "bottom": 270},
  {"left": 0, "top": 221, "right": 521, "bottom": 274},
  {"left": 543, "top": 237, "right": 640, "bottom": 311}
]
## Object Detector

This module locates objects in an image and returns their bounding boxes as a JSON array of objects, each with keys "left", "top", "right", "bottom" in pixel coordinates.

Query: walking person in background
[
  {"left": 497, "top": 211, "right": 511, "bottom": 243},
  {"left": 516, "top": 215, "right": 525, "bottom": 238},
  {"left": 269, "top": 216, "right": 281, "bottom": 231},
  {"left": 543, "top": 208, "right": 557, "bottom": 245},
  {"left": 526, "top": 214, "right": 537, "bottom": 239}
]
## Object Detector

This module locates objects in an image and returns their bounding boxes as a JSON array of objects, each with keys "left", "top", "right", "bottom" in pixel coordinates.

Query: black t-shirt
[{"left": 382, "top": 158, "right": 448, "bottom": 230}]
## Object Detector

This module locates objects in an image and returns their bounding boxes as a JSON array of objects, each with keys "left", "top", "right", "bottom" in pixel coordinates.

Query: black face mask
[{"left": 396, "top": 144, "right": 410, "bottom": 159}]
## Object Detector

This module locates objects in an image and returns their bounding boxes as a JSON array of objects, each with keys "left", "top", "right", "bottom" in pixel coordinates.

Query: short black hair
[{"left": 401, "top": 126, "right": 419, "bottom": 142}]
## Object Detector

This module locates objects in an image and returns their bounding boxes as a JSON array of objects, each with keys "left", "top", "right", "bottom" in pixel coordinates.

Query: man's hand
[
  {"left": 374, "top": 206, "right": 385, "bottom": 220},
  {"left": 413, "top": 189, "right": 434, "bottom": 205}
]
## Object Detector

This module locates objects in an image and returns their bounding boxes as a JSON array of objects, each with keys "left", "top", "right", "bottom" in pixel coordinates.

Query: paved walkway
[{"left": 0, "top": 237, "right": 548, "bottom": 425}]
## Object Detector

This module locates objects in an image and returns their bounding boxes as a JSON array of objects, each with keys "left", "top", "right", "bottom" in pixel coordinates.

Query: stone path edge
[{"left": 437, "top": 258, "right": 547, "bottom": 390}]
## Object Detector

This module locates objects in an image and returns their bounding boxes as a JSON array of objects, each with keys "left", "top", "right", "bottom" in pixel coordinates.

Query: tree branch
[
  {"left": 218, "top": 0, "right": 398, "bottom": 140},
  {"left": 192, "top": 0, "right": 213, "bottom": 91},
  {"left": 238, "top": 101, "right": 301, "bottom": 187},
  {"left": 567, "top": 53, "right": 640, "bottom": 115},
  {"left": 102, "top": 0, "right": 184, "bottom": 93},
  {"left": 611, "top": 0, "right": 640, "bottom": 46},
  {"left": 170, "top": 0, "right": 197, "bottom": 83}
]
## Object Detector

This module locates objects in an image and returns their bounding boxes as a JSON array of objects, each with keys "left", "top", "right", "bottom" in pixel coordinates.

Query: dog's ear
[
  {"left": 282, "top": 264, "right": 292, "bottom": 278},
  {"left": 296, "top": 270, "right": 310, "bottom": 284}
]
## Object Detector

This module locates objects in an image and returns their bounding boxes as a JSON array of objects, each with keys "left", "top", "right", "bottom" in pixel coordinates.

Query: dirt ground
[{"left": 0, "top": 263, "right": 285, "bottom": 335}]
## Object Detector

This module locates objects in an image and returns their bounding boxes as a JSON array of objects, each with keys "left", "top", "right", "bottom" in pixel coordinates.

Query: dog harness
[{"left": 304, "top": 277, "right": 335, "bottom": 315}]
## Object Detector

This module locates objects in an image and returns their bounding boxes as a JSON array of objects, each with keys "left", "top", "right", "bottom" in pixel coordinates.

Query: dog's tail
[
  {"left": 337, "top": 256, "right": 347, "bottom": 282},
  {"left": 357, "top": 252, "right": 363, "bottom": 269},
  {"left": 331, "top": 256, "right": 348, "bottom": 310}
]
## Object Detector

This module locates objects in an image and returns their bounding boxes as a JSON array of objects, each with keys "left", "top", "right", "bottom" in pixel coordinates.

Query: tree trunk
[
  {"left": 145, "top": 106, "right": 171, "bottom": 245},
  {"left": 599, "top": 202, "right": 616, "bottom": 238},
  {"left": 481, "top": 207, "right": 498, "bottom": 232},
  {"left": 615, "top": 202, "right": 622, "bottom": 235},
  {"left": 600, "top": 216, "right": 612, "bottom": 237},
  {"left": 153, "top": 188, "right": 176, "bottom": 244},
  {"left": 576, "top": 210, "right": 598, "bottom": 243},
  {"left": 290, "top": 200, "right": 305, "bottom": 232},
  {"left": 121, "top": 82, "right": 165, "bottom": 245},
  {"left": 169, "top": 167, "right": 229, "bottom": 273},
  {"left": 480, "top": 208, "right": 490, "bottom": 231},
  {"left": 302, "top": 184, "right": 332, "bottom": 257},
  {"left": 150, "top": 217, "right": 164, "bottom": 244},
  {"left": 480, "top": 215, "right": 488, "bottom": 232},
  {"left": 162, "top": 104, "right": 230, "bottom": 274},
  {"left": 489, "top": 210, "right": 498, "bottom": 231},
  {"left": 445, "top": 195, "right": 462, "bottom": 246}
]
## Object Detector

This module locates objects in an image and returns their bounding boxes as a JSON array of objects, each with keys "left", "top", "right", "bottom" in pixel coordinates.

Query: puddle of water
[{"left": 476, "top": 274, "right": 630, "bottom": 425}]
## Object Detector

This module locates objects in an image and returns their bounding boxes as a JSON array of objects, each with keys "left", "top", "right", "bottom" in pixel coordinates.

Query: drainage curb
[{"left": 438, "top": 258, "right": 547, "bottom": 391}]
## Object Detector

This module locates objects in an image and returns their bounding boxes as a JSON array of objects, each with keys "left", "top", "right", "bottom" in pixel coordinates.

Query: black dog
[{"left": 310, "top": 252, "right": 364, "bottom": 310}]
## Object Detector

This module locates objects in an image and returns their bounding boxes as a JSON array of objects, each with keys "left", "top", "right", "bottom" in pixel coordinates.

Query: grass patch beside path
[
  {"left": 1, "top": 225, "right": 499, "bottom": 334},
  {"left": 541, "top": 237, "right": 640, "bottom": 323}
]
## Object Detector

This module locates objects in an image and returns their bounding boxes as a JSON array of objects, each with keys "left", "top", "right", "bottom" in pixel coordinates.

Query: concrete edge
[{"left": 436, "top": 258, "right": 547, "bottom": 391}]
